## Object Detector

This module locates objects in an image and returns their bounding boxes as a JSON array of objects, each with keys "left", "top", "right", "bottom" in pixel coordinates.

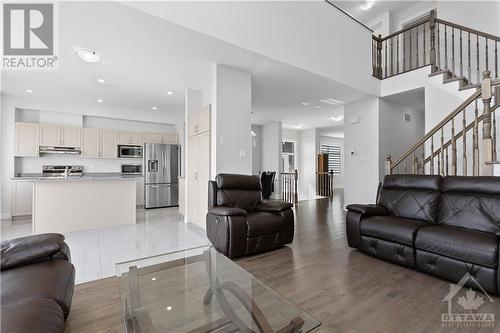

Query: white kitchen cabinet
[
  {"left": 39, "top": 124, "right": 60, "bottom": 146},
  {"left": 143, "top": 132, "right": 162, "bottom": 144},
  {"left": 15, "top": 122, "right": 39, "bottom": 157},
  {"left": 161, "top": 133, "right": 177, "bottom": 144},
  {"left": 118, "top": 131, "right": 143, "bottom": 145},
  {"left": 12, "top": 180, "right": 33, "bottom": 217},
  {"left": 40, "top": 124, "right": 81, "bottom": 147},
  {"left": 99, "top": 129, "right": 117, "bottom": 158},
  {"left": 136, "top": 177, "right": 144, "bottom": 206},
  {"left": 179, "top": 178, "right": 185, "bottom": 218},
  {"left": 81, "top": 128, "right": 100, "bottom": 158},
  {"left": 187, "top": 105, "right": 211, "bottom": 138}
]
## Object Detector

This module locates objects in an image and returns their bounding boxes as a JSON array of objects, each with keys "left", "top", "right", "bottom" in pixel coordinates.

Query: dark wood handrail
[
  {"left": 392, "top": 78, "right": 500, "bottom": 171},
  {"left": 435, "top": 18, "right": 500, "bottom": 42}
]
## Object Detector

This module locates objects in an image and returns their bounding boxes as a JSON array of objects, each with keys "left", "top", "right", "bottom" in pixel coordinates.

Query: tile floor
[{"left": 0, "top": 207, "right": 210, "bottom": 284}]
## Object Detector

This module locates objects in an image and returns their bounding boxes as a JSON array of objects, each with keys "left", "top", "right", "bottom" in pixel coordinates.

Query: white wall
[
  {"left": 344, "top": 97, "right": 380, "bottom": 206},
  {"left": 251, "top": 124, "right": 263, "bottom": 176},
  {"left": 211, "top": 64, "right": 252, "bottom": 177},
  {"left": 1, "top": 93, "right": 180, "bottom": 219},
  {"left": 437, "top": 1, "right": 500, "bottom": 37},
  {"left": 319, "top": 136, "right": 345, "bottom": 188},
  {"left": 378, "top": 100, "right": 425, "bottom": 179},
  {"left": 262, "top": 121, "right": 282, "bottom": 198},
  {"left": 298, "top": 128, "right": 318, "bottom": 201}
]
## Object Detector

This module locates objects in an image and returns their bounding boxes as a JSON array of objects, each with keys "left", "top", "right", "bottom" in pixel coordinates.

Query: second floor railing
[
  {"left": 281, "top": 170, "right": 298, "bottom": 204},
  {"left": 373, "top": 10, "right": 500, "bottom": 85}
]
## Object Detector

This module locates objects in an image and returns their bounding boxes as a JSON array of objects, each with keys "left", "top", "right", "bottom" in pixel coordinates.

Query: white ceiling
[
  {"left": 1, "top": 1, "right": 367, "bottom": 129},
  {"left": 333, "top": 1, "right": 424, "bottom": 26}
]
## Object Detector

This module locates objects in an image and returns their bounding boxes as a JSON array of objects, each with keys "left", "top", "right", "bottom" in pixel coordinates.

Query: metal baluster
[
  {"left": 473, "top": 100, "right": 479, "bottom": 176},
  {"left": 404, "top": 159, "right": 408, "bottom": 174},
  {"left": 452, "top": 27, "right": 455, "bottom": 75},
  {"left": 403, "top": 32, "right": 406, "bottom": 72},
  {"left": 410, "top": 28, "right": 413, "bottom": 69},
  {"left": 496, "top": 41, "right": 498, "bottom": 78},
  {"left": 440, "top": 127, "right": 445, "bottom": 176},
  {"left": 460, "top": 30, "right": 463, "bottom": 77},
  {"left": 397, "top": 36, "right": 400, "bottom": 74},
  {"left": 437, "top": 23, "right": 441, "bottom": 69},
  {"left": 422, "top": 149, "right": 426, "bottom": 175},
  {"left": 423, "top": 22, "right": 426, "bottom": 64},
  {"left": 493, "top": 110, "right": 497, "bottom": 161},
  {"left": 391, "top": 37, "right": 394, "bottom": 76},
  {"left": 412, "top": 151, "right": 417, "bottom": 174},
  {"left": 430, "top": 136, "right": 435, "bottom": 174},
  {"left": 468, "top": 32, "right": 471, "bottom": 83},
  {"left": 477, "top": 35, "right": 480, "bottom": 85},
  {"left": 486, "top": 37, "right": 489, "bottom": 71},
  {"left": 446, "top": 147, "right": 449, "bottom": 176},
  {"left": 444, "top": 25, "right": 448, "bottom": 69},
  {"left": 463, "top": 109, "right": 467, "bottom": 175},
  {"left": 416, "top": 25, "right": 419, "bottom": 67},
  {"left": 451, "top": 117, "right": 457, "bottom": 175},
  {"left": 385, "top": 40, "right": 387, "bottom": 78}
]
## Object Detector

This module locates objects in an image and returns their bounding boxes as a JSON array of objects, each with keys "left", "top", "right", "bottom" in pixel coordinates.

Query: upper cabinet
[
  {"left": 143, "top": 132, "right": 177, "bottom": 144},
  {"left": 39, "top": 124, "right": 81, "bottom": 147},
  {"left": 82, "top": 128, "right": 116, "bottom": 158},
  {"left": 117, "top": 131, "right": 143, "bottom": 145},
  {"left": 161, "top": 133, "right": 178, "bottom": 144},
  {"left": 15, "top": 122, "right": 39, "bottom": 157},
  {"left": 187, "top": 106, "right": 210, "bottom": 138}
]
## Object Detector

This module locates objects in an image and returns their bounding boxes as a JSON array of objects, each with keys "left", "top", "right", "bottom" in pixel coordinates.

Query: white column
[
  {"left": 262, "top": 121, "right": 282, "bottom": 198},
  {"left": 211, "top": 64, "right": 252, "bottom": 178}
]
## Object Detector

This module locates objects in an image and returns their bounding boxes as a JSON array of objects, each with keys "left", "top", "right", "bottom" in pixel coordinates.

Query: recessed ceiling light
[
  {"left": 97, "top": 99, "right": 103, "bottom": 103},
  {"left": 300, "top": 102, "right": 309, "bottom": 106},
  {"left": 167, "top": 91, "right": 173, "bottom": 95},
  {"left": 25, "top": 89, "right": 33, "bottom": 93},
  {"left": 331, "top": 115, "right": 344, "bottom": 122},
  {"left": 251, "top": 130, "right": 257, "bottom": 137},
  {"left": 151, "top": 277, "right": 157, "bottom": 281},
  {"left": 314, "top": 106, "right": 321, "bottom": 109},
  {"left": 292, "top": 124, "right": 303, "bottom": 129},
  {"left": 320, "top": 98, "right": 343, "bottom": 106},
  {"left": 75, "top": 47, "right": 101, "bottom": 63},
  {"left": 152, "top": 107, "right": 158, "bottom": 111},
  {"left": 97, "top": 78, "right": 105, "bottom": 84},
  {"left": 166, "top": 306, "right": 173, "bottom": 311},
  {"left": 360, "top": 0, "right": 375, "bottom": 10}
]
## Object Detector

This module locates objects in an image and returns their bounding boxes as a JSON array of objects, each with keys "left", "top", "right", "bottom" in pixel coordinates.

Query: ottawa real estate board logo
[{"left": 2, "top": 2, "right": 58, "bottom": 70}]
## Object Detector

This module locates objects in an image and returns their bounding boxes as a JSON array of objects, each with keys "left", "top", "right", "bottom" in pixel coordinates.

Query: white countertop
[{"left": 13, "top": 173, "right": 144, "bottom": 181}]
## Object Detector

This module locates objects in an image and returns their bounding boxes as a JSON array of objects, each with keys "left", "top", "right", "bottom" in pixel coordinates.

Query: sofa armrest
[
  {"left": 1, "top": 233, "right": 69, "bottom": 271},
  {"left": 208, "top": 206, "right": 248, "bottom": 216},
  {"left": 346, "top": 204, "right": 387, "bottom": 216},
  {"left": 255, "top": 201, "right": 293, "bottom": 213}
]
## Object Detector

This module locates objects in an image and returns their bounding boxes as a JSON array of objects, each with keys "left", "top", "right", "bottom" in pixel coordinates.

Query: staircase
[{"left": 372, "top": 10, "right": 500, "bottom": 176}]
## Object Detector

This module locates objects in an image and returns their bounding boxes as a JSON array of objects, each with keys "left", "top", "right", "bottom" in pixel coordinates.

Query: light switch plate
[
  {"left": 239, "top": 149, "right": 247, "bottom": 158},
  {"left": 220, "top": 136, "right": 226, "bottom": 146}
]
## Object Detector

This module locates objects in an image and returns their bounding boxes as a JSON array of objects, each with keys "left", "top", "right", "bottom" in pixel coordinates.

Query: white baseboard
[{"left": 0, "top": 211, "right": 12, "bottom": 220}]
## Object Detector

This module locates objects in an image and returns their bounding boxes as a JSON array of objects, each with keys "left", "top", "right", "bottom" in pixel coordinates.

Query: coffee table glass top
[{"left": 116, "top": 246, "right": 321, "bottom": 333}]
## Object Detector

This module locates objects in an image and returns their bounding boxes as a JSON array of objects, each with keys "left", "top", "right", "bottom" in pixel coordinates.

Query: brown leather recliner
[
  {"left": 206, "top": 174, "right": 295, "bottom": 258},
  {"left": 1, "top": 233, "right": 75, "bottom": 333}
]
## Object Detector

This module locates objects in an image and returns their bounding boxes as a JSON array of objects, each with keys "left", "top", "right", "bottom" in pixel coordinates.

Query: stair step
[
  {"left": 485, "top": 161, "right": 500, "bottom": 165},
  {"left": 443, "top": 76, "right": 466, "bottom": 84},
  {"left": 429, "top": 69, "right": 452, "bottom": 78},
  {"left": 458, "top": 83, "right": 480, "bottom": 91}
]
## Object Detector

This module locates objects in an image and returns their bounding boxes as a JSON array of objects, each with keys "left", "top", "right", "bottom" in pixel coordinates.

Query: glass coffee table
[{"left": 116, "top": 246, "right": 321, "bottom": 333}]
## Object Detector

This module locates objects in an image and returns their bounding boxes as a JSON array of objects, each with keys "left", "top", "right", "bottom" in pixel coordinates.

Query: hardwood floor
[{"left": 65, "top": 193, "right": 500, "bottom": 333}]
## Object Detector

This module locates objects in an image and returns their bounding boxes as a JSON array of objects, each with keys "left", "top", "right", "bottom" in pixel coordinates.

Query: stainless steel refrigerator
[{"left": 144, "top": 143, "right": 180, "bottom": 208}]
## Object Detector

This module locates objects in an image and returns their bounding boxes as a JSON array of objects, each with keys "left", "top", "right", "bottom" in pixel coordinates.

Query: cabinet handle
[{"left": 194, "top": 172, "right": 198, "bottom": 180}]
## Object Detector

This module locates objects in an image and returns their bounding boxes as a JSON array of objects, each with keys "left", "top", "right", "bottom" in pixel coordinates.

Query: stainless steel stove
[{"left": 42, "top": 165, "right": 84, "bottom": 178}]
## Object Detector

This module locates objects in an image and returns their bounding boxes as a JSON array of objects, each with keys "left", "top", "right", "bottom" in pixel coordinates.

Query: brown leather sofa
[
  {"left": 206, "top": 174, "right": 295, "bottom": 258},
  {"left": 346, "top": 174, "right": 500, "bottom": 294},
  {"left": 1, "top": 233, "right": 76, "bottom": 333}
]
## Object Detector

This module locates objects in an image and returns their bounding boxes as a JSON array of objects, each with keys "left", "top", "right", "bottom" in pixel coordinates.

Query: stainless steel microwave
[
  {"left": 121, "top": 164, "right": 142, "bottom": 175},
  {"left": 118, "top": 145, "right": 142, "bottom": 158}
]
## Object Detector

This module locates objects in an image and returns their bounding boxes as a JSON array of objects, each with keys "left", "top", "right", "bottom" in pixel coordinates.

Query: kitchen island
[{"left": 32, "top": 176, "right": 137, "bottom": 234}]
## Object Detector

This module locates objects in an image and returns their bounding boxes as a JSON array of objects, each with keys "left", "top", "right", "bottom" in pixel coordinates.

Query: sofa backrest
[
  {"left": 377, "top": 174, "right": 442, "bottom": 223},
  {"left": 215, "top": 174, "right": 262, "bottom": 212},
  {"left": 438, "top": 176, "right": 500, "bottom": 234}
]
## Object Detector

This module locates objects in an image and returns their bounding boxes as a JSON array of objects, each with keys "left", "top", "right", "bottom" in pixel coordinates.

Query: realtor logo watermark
[
  {"left": 2, "top": 2, "right": 58, "bottom": 70},
  {"left": 442, "top": 273, "right": 495, "bottom": 328}
]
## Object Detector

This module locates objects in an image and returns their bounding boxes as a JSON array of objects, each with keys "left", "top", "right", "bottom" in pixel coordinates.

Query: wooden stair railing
[
  {"left": 386, "top": 71, "right": 500, "bottom": 176},
  {"left": 280, "top": 170, "right": 298, "bottom": 204},
  {"left": 316, "top": 171, "right": 335, "bottom": 197},
  {"left": 373, "top": 10, "right": 500, "bottom": 86}
]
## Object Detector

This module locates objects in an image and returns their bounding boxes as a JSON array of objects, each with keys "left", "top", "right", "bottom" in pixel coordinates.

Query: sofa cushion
[
  {"left": 1, "top": 298, "right": 65, "bottom": 333},
  {"left": 360, "top": 215, "right": 428, "bottom": 246},
  {"left": 415, "top": 226, "right": 498, "bottom": 268},
  {"left": 246, "top": 212, "right": 285, "bottom": 237},
  {"left": 438, "top": 176, "right": 500, "bottom": 234},
  {"left": 377, "top": 175, "right": 441, "bottom": 223},
  {"left": 1, "top": 259, "right": 75, "bottom": 318}
]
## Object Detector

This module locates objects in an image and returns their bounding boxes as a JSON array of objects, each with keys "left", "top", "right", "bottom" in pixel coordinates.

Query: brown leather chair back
[
  {"left": 439, "top": 176, "right": 500, "bottom": 234},
  {"left": 215, "top": 174, "right": 262, "bottom": 212},
  {"left": 377, "top": 174, "right": 442, "bottom": 223}
]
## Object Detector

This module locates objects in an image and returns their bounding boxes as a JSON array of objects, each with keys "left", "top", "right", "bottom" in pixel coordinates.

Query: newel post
[
  {"left": 385, "top": 155, "right": 392, "bottom": 175},
  {"left": 429, "top": 10, "right": 437, "bottom": 72},
  {"left": 480, "top": 70, "right": 494, "bottom": 176},
  {"left": 376, "top": 34, "right": 383, "bottom": 79}
]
